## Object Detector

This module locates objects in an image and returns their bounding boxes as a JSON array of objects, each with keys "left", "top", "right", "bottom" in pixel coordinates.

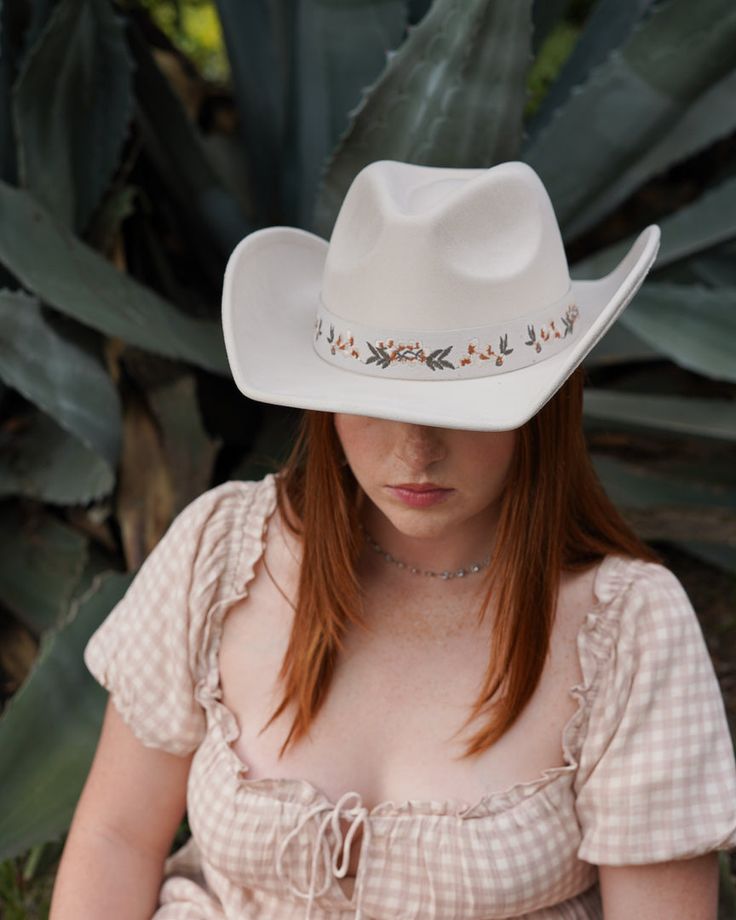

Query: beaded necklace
[{"left": 358, "top": 521, "right": 491, "bottom": 580}]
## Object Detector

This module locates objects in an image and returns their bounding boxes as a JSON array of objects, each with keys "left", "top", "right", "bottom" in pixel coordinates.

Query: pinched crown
[{"left": 315, "top": 160, "right": 577, "bottom": 380}]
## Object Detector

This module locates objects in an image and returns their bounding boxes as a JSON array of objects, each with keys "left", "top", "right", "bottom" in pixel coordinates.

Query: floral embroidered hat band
[{"left": 221, "top": 160, "right": 661, "bottom": 430}]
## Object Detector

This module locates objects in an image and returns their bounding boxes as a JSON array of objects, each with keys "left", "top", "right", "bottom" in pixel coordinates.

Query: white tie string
[{"left": 275, "top": 790, "right": 372, "bottom": 920}]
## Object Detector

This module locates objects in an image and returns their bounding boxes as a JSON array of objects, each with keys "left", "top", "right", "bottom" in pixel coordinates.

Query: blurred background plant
[{"left": 0, "top": 0, "right": 734, "bottom": 915}]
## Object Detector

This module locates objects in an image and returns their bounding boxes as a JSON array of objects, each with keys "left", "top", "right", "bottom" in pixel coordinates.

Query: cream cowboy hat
[{"left": 221, "top": 160, "right": 660, "bottom": 431}]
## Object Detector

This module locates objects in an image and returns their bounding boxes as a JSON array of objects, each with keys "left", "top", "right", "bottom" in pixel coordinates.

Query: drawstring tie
[{"left": 275, "top": 790, "right": 372, "bottom": 919}]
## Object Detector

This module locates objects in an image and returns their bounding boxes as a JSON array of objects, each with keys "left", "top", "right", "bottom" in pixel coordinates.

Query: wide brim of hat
[{"left": 222, "top": 224, "right": 660, "bottom": 431}]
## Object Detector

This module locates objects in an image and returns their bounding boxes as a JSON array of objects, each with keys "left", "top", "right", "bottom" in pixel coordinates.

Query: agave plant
[{"left": 0, "top": 0, "right": 734, "bottom": 910}]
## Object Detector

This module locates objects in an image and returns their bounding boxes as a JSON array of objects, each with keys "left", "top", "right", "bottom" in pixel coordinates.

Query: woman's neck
[{"left": 358, "top": 502, "right": 500, "bottom": 581}]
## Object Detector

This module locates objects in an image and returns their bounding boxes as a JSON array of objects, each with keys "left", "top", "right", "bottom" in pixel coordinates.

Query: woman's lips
[{"left": 386, "top": 486, "right": 454, "bottom": 508}]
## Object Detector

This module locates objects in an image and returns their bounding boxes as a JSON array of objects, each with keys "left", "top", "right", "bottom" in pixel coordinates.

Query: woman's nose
[{"left": 395, "top": 424, "right": 447, "bottom": 465}]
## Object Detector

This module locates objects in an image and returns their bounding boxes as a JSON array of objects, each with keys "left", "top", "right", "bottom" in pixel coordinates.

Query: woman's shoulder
[
  {"left": 172, "top": 472, "right": 277, "bottom": 533},
  {"left": 593, "top": 552, "right": 699, "bottom": 645},
  {"left": 186, "top": 471, "right": 277, "bottom": 520},
  {"left": 183, "top": 472, "right": 280, "bottom": 590},
  {"left": 595, "top": 551, "right": 682, "bottom": 597}
]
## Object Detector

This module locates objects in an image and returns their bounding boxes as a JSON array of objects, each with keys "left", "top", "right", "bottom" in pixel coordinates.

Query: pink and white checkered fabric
[{"left": 84, "top": 473, "right": 736, "bottom": 919}]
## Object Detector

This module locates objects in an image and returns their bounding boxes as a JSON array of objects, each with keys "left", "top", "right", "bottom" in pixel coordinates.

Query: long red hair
[{"left": 261, "top": 366, "right": 661, "bottom": 759}]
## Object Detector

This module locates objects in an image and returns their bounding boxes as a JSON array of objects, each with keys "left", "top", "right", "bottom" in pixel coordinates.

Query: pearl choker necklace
[{"left": 358, "top": 521, "right": 491, "bottom": 580}]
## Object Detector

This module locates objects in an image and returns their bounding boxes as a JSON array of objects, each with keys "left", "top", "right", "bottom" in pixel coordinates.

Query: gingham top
[{"left": 83, "top": 472, "right": 736, "bottom": 920}]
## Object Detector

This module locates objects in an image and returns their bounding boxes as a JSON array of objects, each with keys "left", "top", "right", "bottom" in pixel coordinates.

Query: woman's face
[{"left": 333, "top": 414, "right": 517, "bottom": 546}]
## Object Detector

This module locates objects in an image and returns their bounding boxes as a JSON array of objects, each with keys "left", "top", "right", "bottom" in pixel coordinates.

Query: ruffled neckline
[{"left": 195, "top": 473, "right": 633, "bottom": 821}]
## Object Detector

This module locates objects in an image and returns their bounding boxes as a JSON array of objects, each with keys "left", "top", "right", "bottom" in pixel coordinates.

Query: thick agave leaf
[
  {"left": 232, "top": 403, "right": 299, "bottom": 482},
  {"left": 407, "top": 0, "right": 432, "bottom": 24},
  {"left": 682, "top": 542, "right": 736, "bottom": 576},
  {"left": 0, "top": 411, "right": 113, "bottom": 505},
  {"left": 593, "top": 454, "right": 736, "bottom": 561},
  {"left": 13, "top": 0, "right": 134, "bottom": 232},
  {"left": 524, "top": 0, "right": 736, "bottom": 232},
  {"left": 593, "top": 453, "right": 736, "bottom": 512},
  {"left": 0, "top": 573, "right": 131, "bottom": 860},
  {"left": 525, "top": 0, "right": 656, "bottom": 144},
  {"left": 289, "top": 0, "right": 407, "bottom": 228},
  {"left": 0, "top": 504, "right": 88, "bottom": 635},
  {"left": 117, "top": 388, "right": 175, "bottom": 571},
  {"left": 572, "top": 174, "right": 736, "bottom": 276},
  {"left": 126, "top": 20, "right": 253, "bottom": 265},
  {"left": 0, "top": 1, "right": 18, "bottom": 185},
  {"left": 0, "top": 290, "right": 121, "bottom": 466},
  {"left": 201, "top": 133, "right": 258, "bottom": 225},
  {"left": 16, "top": 0, "right": 57, "bottom": 59},
  {"left": 584, "top": 322, "right": 660, "bottom": 366},
  {"left": 148, "top": 375, "right": 219, "bottom": 515},
  {"left": 584, "top": 389, "right": 736, "bottom": 441},
  {"left": 564, "top": 70, "right": 736, "bottom": 241},
  {"left": 615, "top": 283, "right": 736, "bottom": 384},
  {"left": 0, "top": 181, "right": 228, "bottom": 374},
  {"left": 685, "top": 241, "right": 736, "bottom": 289},
  {"left": 313, "top": 0, "right": 534, "bottom": 238},
  {"left": 212, "top": 0, "right": 285, "bottom": 223}
]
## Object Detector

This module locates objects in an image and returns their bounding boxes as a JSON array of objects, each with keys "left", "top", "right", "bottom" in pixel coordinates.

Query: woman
[{"left": 51, "top": 161, "right": 736, "bottom": 919}]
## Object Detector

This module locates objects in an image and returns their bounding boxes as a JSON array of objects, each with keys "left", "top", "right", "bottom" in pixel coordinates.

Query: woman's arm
[
  {"left": 598, "top": 852, "right": 719, "bottom": 920},
  {"left": 50, "top": 698, "right": 194, "bottom": 919}
]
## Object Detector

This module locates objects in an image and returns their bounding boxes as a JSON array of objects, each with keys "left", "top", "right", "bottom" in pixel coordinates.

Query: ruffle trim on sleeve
[{"left": 193, "top": 474, "right": 279, "bottom": 724}]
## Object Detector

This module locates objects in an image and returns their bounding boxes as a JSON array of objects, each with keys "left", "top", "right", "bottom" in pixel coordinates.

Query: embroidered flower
[
  {"left": 525, "top": 303, "right": 579, "bottom": 353},
  {"left": 330, "top": 330, "right": 359, "bottom": 359},
  {"left": 460, "top": 336, "right": 510, "bottom": 367}
]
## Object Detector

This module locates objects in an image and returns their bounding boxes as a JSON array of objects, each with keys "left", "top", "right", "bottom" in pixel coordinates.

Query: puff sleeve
[
  {"left": 83, "top": 488, "right": 229, "bottom": 756},
  {"left": 574, "top": 561, "right": 736, "bottom": 864}
]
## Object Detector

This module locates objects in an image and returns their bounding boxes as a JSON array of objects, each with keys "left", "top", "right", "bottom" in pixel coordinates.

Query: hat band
[{"left": 313, "top": 295, "right": 581, "bottom": 380}]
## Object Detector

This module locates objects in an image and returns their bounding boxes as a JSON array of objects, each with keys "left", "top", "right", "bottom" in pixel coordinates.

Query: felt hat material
[{"left": 222, "top": 160, "right": 660, "bottom": 431}]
